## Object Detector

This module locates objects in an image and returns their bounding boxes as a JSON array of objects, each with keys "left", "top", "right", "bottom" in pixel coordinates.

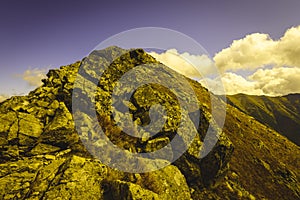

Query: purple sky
[{"left": 1, "top": 0, "right": 300, "bottom": 96}]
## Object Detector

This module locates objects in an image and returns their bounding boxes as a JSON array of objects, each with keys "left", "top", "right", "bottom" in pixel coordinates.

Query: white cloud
[
  {"left": 249, "top": 67, "right": 300, "bottom": 96},
  {"left": 0, "top": 94, "right": 9, "bottom": 102},
  {"left": 202, "top": 25, "right": 300, "bottom": 96},
  {"left": 149, "top": 49, "right": 215, "bottom": 79},
  {"left": 200, "top": 72, "right": 264, "bottom": 96},
  {"left": 277, "top": 26, "right": 300, "bottom": 67},
  {"left": 200, "top": 67, "right": 300, "bottom": 96},
  {"left": 19, "top": 67, "right": 49, "bottom": 87},
  {"left": 214, "top": 26, "right": 300, "bottom": 72},
  {"left": 149, "top": 40, "right": 300, "bottom": 96}
]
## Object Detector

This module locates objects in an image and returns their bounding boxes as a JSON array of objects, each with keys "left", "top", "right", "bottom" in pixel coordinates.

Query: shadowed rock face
[{"left": 0, "top": 47, "right": 299, "bottom": 199}]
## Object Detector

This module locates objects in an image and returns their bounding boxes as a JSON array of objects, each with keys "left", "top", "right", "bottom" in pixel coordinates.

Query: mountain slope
[
  {"left": 0, "top": 47, "right": 299, "bottom": 199},
  {"left": 227, "top": 93, "right": 300, "bottom": 145}
]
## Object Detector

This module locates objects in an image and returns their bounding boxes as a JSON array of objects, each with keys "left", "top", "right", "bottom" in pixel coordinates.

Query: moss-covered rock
[{"left": 0, "top": 46, "right": 299, "bottom": 199}]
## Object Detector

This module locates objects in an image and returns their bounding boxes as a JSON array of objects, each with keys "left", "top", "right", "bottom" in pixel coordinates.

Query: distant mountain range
[
  {"left": 0, "top": 47, "right": 299, "bottom": 199},
  {"left": 227, "top": 93, "right": 300, "bottom": 146}
]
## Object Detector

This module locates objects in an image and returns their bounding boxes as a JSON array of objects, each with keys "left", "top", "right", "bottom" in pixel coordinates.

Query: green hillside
[
  {"left": 0, "top": 47, "right": 299, "bottom": 199},
  {"left": 227, "top": 93, "right": 300, "bottom": 146}
]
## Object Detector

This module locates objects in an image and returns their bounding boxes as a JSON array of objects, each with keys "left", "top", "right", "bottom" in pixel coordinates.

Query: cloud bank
[
  {"left": 200, "top": 67, "right": 300, "bottom": 96},
  {"left": 149, "top": 49, "right": 215, "bottom": 79},
  {"left": 151, "top": 26, "right": 300, "bottom": 96},
  {"left": 19, "top": 67, "right": 49, "bottom": 87},
  {"left": 1, "top": 67, "right": 49, "bottom": 102},
  {"left": 200, "top": 73, "right": 264, "bottom": 96},
  {"left": 214, "top": 26, "right": 300, "bottom": 72},
  {"left": 249, "top": 67, "right": 300, "bottom": 96},
  {"left": 0, "top": 94, "right": 9, "bottom": 102}
]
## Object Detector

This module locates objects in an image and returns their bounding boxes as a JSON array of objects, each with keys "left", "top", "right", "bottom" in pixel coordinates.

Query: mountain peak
[{"left": 0, "top": 47, "right": 299, "bottom": 199}]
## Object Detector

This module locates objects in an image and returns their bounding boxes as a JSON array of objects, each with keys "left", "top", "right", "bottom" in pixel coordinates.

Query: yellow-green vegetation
[
  {"left": 227, "top": 93, "right": 300, "bottom": 145},
  {"left": 0, "top": 47, "right": 299, "bottom": 199}
]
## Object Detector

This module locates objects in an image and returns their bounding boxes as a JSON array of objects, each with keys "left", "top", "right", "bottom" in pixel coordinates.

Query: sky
[
  {"left": 1, "top": 0, "right": 300, "bottom": 100},
  {"left": 150, "top": 25, "right": 300, "bottom": 96}
]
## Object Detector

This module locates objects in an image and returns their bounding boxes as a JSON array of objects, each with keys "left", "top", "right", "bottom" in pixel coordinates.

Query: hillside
[
  {"left": 0, "top": 47, "right": 299, "bottom": 199},
  {"left": 227, "top": 94, "right": 300, "bottom": 146}
]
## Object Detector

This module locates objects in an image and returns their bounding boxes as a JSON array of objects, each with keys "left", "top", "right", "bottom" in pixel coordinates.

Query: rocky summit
[{"left": 0, "top": 46, "right": 299, "bottom": 199}]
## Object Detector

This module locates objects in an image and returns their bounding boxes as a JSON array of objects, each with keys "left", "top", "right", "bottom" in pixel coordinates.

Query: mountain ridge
[
  {"left": 227, "top": 93, "right": 300, "bottom": 146},
  {"left": 0, "top": 46, "right": 299, "bottom": 199}
]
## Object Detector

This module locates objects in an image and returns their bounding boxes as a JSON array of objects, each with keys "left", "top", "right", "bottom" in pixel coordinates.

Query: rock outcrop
[{"left": 0, "top": 46, "right": 299, "bottom": 199}]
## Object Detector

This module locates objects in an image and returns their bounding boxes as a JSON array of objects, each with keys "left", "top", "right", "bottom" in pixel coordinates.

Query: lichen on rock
[{"left": 0, "top": 46, "right": 299, "bottom": 199}]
